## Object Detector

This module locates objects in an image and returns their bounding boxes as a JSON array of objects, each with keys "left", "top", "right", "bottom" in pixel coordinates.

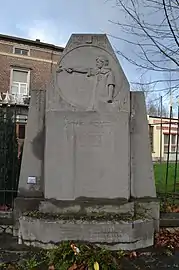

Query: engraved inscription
[
  {"left": 89, "top": 120, "right": 111, "bottom": 127},
  {"left": 64, "top": 117, "right": 111, "bottom": 127},
  {"left": 93, "top": 227, "right": 122, "bottom": 242},
  {"left": 63, "top": 117, "right": 114, "bottom": 147},
  {"left": 64, "top": 119, "right": 84, "bottom": 126},
  {"left": 102, "top": 227, "right": 122, "bottom": 238},
  {"left": 78, "top": 132, "right": 102, "bottom": 147}
]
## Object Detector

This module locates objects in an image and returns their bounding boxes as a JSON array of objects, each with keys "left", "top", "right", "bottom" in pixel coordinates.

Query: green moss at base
[{"left": 24, "top": 210, "right": 146, "bottom": 222}]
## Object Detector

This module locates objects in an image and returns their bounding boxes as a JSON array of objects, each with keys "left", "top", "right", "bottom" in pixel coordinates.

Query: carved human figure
[{"left": 57, "top": 56, "right": 115, "bottom": 109}]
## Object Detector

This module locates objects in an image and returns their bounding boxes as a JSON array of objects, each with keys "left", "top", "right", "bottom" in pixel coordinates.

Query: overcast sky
[
  {"left": 0, "top": 0, "right": 142, "bottom": 80},
  {"left": 0, "top": 0, "right": 175, "bottom": 109}
]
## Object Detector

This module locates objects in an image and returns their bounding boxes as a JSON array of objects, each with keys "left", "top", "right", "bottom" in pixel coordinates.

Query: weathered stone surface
[
  {"left": 160, "top": 213, "right": 179, "bottom": 227},
  {"left": 39, "top": 201, "right": 81, "bottom": 214},
  {"left": 47, "top": 34, "right": 130, "bottom": 112},
  {"left": 135, "top": 200, "right": 160, "bottom": 231},
  {"left": 39, "top": 200, "right": 134, "bottom": 215},
  {"left": 85, "top": 202, "right": 134, "bottom": 215},
  {"left": 16, "top": 34, "right": 159, "bottom": 250},
  {"left": 19, "top": 216, "right": 154, "bottom": 250},
  {"left": 13, "top": 197, "right": 42, "bottom": 237},
  {"left": 0, "top": 225, "right": 13, "bottom": 234},
  {"left": 45, "top": 111, "right": 130, "bottom": 200},
  {"left": 44, "top": 34, "right": 130, "bottom": 200},
  {"left": 130, "top": 92, "right": 156, "bottom": 198},
  {"left": 0, "top": 211, "right": 13, "bottom": 225},
  {"left": 18, "top": 89, "right": 45, "bottom": 197}
]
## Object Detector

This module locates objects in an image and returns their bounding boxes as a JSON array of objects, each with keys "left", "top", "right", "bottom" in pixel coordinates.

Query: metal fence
[
  {"left": 0, "top": 104, "right": 26, "bottom": 210},
  {"left": 152, "top": 104, "right": 179, "bottom": 208}
]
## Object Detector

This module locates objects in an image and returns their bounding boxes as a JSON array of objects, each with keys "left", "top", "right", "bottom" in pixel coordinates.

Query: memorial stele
[{"left": 15, "top": 34, "right": 159, "bottom": 250}]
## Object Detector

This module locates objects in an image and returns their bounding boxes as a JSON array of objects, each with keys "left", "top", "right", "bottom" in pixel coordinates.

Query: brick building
[{"left": 0, "top": 33, "right": 64, "bottom": 152}]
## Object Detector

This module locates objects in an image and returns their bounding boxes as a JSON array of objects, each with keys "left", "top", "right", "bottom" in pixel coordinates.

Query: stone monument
[{"left": 14, "top": 34, "right": 159, "bottom": 250}]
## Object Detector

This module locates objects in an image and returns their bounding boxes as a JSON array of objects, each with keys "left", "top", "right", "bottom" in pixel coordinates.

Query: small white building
[{"left": 148, "top": 115, "right": 179, "bottom": 161}]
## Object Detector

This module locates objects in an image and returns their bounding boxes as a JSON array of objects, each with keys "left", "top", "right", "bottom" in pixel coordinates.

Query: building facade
[
  {"left": 0, "top": 34, "right": 63, "bottom": 153},
  {"left": 148, "top": 115, "right": 179, "bottom": 162}
]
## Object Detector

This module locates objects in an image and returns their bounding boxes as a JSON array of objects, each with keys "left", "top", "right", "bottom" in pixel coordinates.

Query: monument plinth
[{"left": 15, "top": 34, "right": 159, "bottom": 250}]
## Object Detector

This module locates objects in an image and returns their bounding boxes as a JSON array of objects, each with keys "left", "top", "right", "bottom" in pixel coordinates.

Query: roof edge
[{"left": 0, "top": 33, "right": 64, "bottom": 51}]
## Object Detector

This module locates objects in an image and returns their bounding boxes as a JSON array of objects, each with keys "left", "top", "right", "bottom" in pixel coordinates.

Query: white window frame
[
  {"left": 10, "top": 68, "right": 30, "bottom": 97},
  {"left": 164, "top": 133, "right": 177, "bottom": 153},
  {"left": 171, "top": 134, "right": 177, "bottom": 153},
  {"left": 13, "top": 46, "right": 30, "bottom": 56}
]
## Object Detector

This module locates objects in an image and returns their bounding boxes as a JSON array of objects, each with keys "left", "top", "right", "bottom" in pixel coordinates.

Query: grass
[{"left": 154, "top": 162, "right": 179, "bottom": 194}]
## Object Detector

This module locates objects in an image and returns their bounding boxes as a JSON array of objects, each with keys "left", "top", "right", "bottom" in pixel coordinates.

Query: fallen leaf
[
  {"left": 94, "top": 261, "right": 99, "bottom": 270},
  {"left": 71, "top": 243, "right": 80, "bottom": 255},
  {"left": 48, "top": 264, "right": 55, "bottom": 270},
  {"left": 173, "top": 207, "right": 179, "bottom": 213},
  {"left": 68, "top": 263, "right": 78, "bottom": 270},
  {"left": 129, "top": 251, "right": 137, "bottom": 259}
]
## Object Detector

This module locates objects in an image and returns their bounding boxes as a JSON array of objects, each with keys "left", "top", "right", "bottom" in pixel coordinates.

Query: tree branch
[{"left": 163, "top": 0, "right": 179, "bottom": 47}]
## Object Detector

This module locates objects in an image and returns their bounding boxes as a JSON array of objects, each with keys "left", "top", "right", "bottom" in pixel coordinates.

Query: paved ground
[
  {"left": 121, "top": 251, "right": 179, "bottom": 269},
  {"left": 0, "top": 233, "right": 179, "bottom": 269}
]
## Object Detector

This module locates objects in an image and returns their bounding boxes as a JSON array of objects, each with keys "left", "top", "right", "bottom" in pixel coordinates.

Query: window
[
  {"left": 18, "top": 125, "right": 26, "bottom": 139},
  {"left": 164, "top": 134, "right": 169, "bottom": 153},
  {"left": 14, "top": 48, "right": 29, "bottom": 56},
  {"left": 164, "top": 134, "right": 177, "bottom": 153},
  {"left": 11, "top": 69, "right": 30, "bottom": 96},
  {"left": 149, "top": 125, "right": 154, "bottom": 152},
  {"left": 171, "top": 134, "right": 176, "bottom": 152}
]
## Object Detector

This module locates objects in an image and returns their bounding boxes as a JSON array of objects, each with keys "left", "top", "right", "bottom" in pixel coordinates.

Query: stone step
[
  {"left": 19, "top": 215, "right": 154, "bottom": 250},
  {"left": 0, "top": 233, "right": 28, "bottom": 251},
  {"left": 0, "top": 211, "right": 13, "bottom": 225},
  {"left": 39, "top": 200, "right": 135, "bottom": 216}
]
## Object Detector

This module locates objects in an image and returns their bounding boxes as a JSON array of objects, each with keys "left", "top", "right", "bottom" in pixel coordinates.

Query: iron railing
[
  {"left": 152, "top": 104, "right": 179, "bottom": 208},
  {"left": 0, "top": 104, "right": 26, "bottom": 210}
]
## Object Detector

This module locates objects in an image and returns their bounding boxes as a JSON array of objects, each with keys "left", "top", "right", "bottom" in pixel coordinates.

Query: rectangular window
[
  {"left": 171, "top": 145, "right": 176, "bottom": 152},
  {"left": 14, "top": 48, "right": 29, "bottom": 56},
  {"left": 171, "top": 134, "right": 176, "bottom": 145},
  {"left": 18, "top": 124, "right": 26, "bottom": 139},
  {"left": 164, "top": 134, "right": 169, "bottom": 144},
  {"left": 164, "top": 134, "right": 177, "bottom": 153},
  {"left": 149, "top": 125, "right": 154, "bottom": 152},
  {"left": 11, "top": 69, "right": 30, "bottom": 96},
  {"left": 164, "top": 134, "right": 169, "bottom": 153},
  {"left": 171, "top": 134, "right": 176, "bottom": 152}
]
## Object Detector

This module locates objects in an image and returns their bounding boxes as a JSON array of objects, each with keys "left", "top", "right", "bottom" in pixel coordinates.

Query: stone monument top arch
[{"left": 47, "top": 34, "right": 129, "bottom": 113}]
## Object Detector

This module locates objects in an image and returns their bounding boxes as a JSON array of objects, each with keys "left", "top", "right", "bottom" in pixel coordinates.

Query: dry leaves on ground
[
  {"left": 165, "top": 205, "right": 179, "bottom": 213},
  {"left": 68, "top": 263, "right": 87, "bottom": 270},
  {"left": 155, "top": 228, "right": 179, "bottom": 249}
]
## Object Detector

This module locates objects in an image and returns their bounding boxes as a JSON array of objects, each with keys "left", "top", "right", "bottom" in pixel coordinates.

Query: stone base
[
  {"left": 0, "top": 211, "right": 13, "bottom": 235},
  {"left": 134, "top": 199, "right": 160, "bottom": 232},
  {"left": 39, "top": 199, "right": 134, "bottom": 216},
  {"left": 18, "top": 216, "right": 154, "bottom": 251},
  {"left": 0, "top": 225, "right": 13, "bottom": 235},
  {"left": 14, "top": 197, "right": 159, "bottom": 250}
]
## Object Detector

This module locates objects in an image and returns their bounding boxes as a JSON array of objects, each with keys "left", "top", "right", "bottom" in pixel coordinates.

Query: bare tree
[
  {"left": 109, "top": 0, "right": 179, "bottom": 92},
  {"left": 146, "top": 95, "right": 168, "bottom": 117},
  {"left": 132, "top": 77, "right": 168, "bottom": 116}
]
